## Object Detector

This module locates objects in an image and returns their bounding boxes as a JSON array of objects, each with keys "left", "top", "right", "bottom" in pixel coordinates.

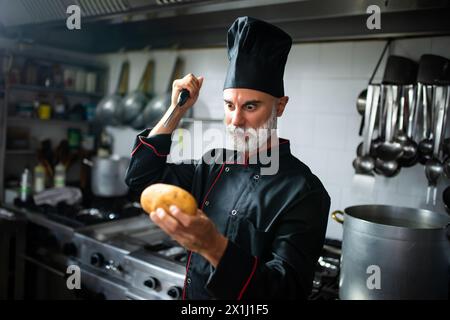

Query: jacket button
[
  {"left": 253, "top": 174, "right": 260, "bottom": 180},
  {"left": 225, "top": 167, "right": 230, "bottom": 172},
  {"left": 186, "top": 277, "right": 191, "bottom": 284},
  {"left": 231, "top": 209, "right": 237, "bottom": 216},
  {"left": 204, "top": 201, "right": 210, "bottom": 206}
]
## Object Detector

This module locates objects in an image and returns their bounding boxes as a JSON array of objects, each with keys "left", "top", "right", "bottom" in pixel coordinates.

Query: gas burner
[
  {"left": 309, "top": 239, "right": 341, "bottom": 300},
  {"left": 75, "top": 202, "right": 143, "bottom": 224},
  {"left": 27, "top": 199, "right": 145, "bottom": 227}
]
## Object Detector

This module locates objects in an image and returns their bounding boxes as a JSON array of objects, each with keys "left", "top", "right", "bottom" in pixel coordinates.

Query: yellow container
[{"left": 38, "top": 104, "right": 51, "bottom": 120}]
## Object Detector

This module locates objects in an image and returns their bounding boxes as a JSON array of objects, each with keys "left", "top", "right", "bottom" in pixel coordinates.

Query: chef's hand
[
  {"left": 149, "top": 205, "right": 228, "bottom": 268},
  {"left": 149, "top": 73, "right": 204, "bottom": 137},
  {"left": 171, "top": 73, "right": 204, "bottom": 112}
]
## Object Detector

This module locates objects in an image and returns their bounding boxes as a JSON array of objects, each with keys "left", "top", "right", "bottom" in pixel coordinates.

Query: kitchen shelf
[
  {"left": 8, "top": 84, "right": 104, "bottom": 98},
  {"left": 0, "top": 52, "right": 107, "bottom": 204},
  {"left": 7, "top": 116, "right": 91, "bottom": 127},
  {"left": 0, "top": 48, "right": 107, "bottom": 72},
  {"left": 5, "top": 149, "right": 36, "bottom": 155}
]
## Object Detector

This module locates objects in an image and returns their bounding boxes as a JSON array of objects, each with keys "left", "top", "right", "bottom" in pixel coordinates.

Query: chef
[{"left": 125, "top": 16, "right": 330, "bottom": 300}]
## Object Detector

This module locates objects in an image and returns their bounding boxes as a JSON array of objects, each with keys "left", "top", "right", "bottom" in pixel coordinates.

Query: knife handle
[{"left": 177, "top": 89, "right": 190, "bottom": 107}]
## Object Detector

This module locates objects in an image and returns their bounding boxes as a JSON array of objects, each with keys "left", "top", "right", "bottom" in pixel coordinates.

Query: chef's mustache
[
  {"left": 225, "top": 107, "right": 278, "bottom": 137},
  {"left": 226, "top": 125, "right": 258, "bottom": 136}
]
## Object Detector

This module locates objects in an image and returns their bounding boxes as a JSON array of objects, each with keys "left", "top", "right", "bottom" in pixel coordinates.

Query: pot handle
[{"left": 331, "top": 210, "right": 344, "bottom": 224}]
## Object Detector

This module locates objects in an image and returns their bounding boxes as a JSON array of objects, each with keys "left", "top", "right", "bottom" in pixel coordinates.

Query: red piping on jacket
[
  {"left": 130, "top": 141, "right": 142, "bottom": 156},
  {"left": 182, "top": 251, "right": 193, "bottom": 300},
  {"left": 182, "top": 162, "right": 226, "bottom": 300},
  {"left": 237, "top": 256, "right": 258, "bottom": 300},
  {"left": 131, "top": 136, "right": 169, "bottom": 157}
]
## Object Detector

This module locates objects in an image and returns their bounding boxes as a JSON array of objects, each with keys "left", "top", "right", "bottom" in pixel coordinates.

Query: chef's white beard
[{"left": 226, "top": 106, "right": 278, "bottom": 153}]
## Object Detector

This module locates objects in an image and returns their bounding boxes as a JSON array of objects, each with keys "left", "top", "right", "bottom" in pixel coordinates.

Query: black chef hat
[{"left": 223, "top": 16, "right": 292, "bottom": 98}]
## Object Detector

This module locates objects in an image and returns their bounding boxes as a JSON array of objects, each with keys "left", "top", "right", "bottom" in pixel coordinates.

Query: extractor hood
[
  {"left": 0, "top": 0, "right": 231, "bottom": 27},
  {"left": 0, "top": 0, "right": 449, "bottom": 53}
]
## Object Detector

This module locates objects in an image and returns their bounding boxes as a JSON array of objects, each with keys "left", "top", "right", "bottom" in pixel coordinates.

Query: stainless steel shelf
[
  {"left": 5, "top": 149, "right": 36, "bottom": 155},
  {"left": 8, "top": 84, "right": 104, "bottom": 98},
  {"left": 7, "top": 116, "right": 91, "bottom": 127},
  {"left": 0, "top": 49, "right": 107, "bottom": 72}
]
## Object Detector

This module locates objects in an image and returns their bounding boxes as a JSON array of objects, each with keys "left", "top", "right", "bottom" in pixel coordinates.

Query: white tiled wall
[{"left": 101, "top": 36, "right": 450, "bottom": 240}]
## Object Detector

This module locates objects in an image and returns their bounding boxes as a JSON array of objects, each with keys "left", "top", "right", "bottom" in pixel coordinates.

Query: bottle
[
  {"left": 54, "top": 163, "right": 66, "bottom": 188},
  {"left": 33, "top": 164, "right": 46, "bottom": 194},
  {"left": 97, "top": 130, "right": 112, "bottom": 157},
  {"left": 20, "top": 168, "right": 31, "bottom": 202}
]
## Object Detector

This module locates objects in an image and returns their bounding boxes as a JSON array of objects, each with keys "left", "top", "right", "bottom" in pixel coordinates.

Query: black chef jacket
[{"left": 125, "top": 129, "right": 330, "bottom": 300}]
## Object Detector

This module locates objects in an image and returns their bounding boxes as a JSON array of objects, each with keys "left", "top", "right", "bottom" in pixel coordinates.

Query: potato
[{"left": 140, "top": 183, "right": 197, "bottom": 216}]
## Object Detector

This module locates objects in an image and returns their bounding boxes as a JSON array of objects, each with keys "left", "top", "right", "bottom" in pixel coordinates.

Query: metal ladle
[
  {"left": 418, "top": 85, "right": 434, "bottom": 164},
  {"left": 425, "top": 86, "right": 447, "bottom": 205},
  {"left": 375, "top": 85, "right": 401, "bottom": 177},
  {"left": 357, "top": 85, "right": 385, "bottom": 158},
  {"left": 397, "top": 85, "right": 419, "bottom": 167},
  {"left": 370, "top": 84, "right": 386, "bottom": 157},
  {"left": 376, "top": 85, "right": 404, "bottom": 162},
  {"left": 353, "top": 85, "right": 380, "bottom": 174}
]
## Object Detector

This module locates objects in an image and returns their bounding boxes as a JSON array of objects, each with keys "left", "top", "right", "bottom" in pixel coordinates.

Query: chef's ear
[{"left": 276, "top": 96, "right": 289, "bottom": 117}]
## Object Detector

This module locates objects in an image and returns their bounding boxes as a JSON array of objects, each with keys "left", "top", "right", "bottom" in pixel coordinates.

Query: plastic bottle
[
  {"left": 20, "top": 168, "right": 31, "bottom": 202},
  {"left": 54, "top": 163, "right": 66, "bottom": 188},
  {"left": 33, "top": 164, "right": 46, "bottom": 193}
]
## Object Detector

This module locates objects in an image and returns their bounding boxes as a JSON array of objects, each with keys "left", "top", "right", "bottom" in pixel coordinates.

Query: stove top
[
  {"left": 71, "top": 215, "right": 186, "bottom": 299},
  {"left": 309, "top": 239, "right": 341, "bottom": 300},
  {"left": 14, "top": 194, "right": 145, "bottom": 228}
]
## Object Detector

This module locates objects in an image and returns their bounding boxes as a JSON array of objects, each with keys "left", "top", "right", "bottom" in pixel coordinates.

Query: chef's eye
[
  {"left": 244, "top": 104, "right": 257, "bottom": 111},
  {"left": 226, "top": 103, "right": 235, "bottom": 110}
]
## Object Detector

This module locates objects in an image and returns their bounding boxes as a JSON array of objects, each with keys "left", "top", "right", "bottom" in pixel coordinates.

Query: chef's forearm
[
  {"left": 148, "top": 104, "right": 186, "bottom": 137},
  {"left": 200, "top": 234, "right": 229, "bottom": 268}
]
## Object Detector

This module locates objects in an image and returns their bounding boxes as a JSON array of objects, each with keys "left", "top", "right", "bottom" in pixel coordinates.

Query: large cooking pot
[
  {"left": 83, "top": 155, "right": 130, "bottom": 197},
  {"left": 332, "top": 205, "right": 449, "bottom": 300}
]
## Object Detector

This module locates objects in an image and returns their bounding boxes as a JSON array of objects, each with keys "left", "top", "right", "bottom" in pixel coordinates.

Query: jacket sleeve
[
  {"left": 205, "top": 189, "right": 330, "bottom": 300},
  {"left": 125, "top": 129, "right": 196, "bottom": 194}
]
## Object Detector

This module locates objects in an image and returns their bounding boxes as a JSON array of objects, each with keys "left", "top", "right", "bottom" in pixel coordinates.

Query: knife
[{"left": 163, "top": 89, "right": 190, "bottom": 127}]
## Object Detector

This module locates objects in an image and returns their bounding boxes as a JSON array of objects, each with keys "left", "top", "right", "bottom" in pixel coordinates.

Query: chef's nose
[{"left": 231, "top": 108, "right": 245, "bottom": 127}]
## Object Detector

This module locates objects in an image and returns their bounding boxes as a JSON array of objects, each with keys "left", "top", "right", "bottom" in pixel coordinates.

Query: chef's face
[{"left": 223, "top": 88, "right": 288, "bottom": 152}]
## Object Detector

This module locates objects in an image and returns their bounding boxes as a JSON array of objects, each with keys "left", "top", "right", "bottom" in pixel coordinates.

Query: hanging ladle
[
  {"left": 375, "top": 85, "right": 402, "bottom": 177},
  {"left": 418, "top": 85, "right": 435, "bottom": 164},
  {"left": 397, "top": 85, "right": 419, "bottom": 167},
  {"left": 425, "top": 86, "right": 447, "bottom": 205},
  {"left": 353, "top": 85, "right": 380, "bottom": 174},
  {"left": 376, "top": 85, "right": 404, "bottom": 162}
]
